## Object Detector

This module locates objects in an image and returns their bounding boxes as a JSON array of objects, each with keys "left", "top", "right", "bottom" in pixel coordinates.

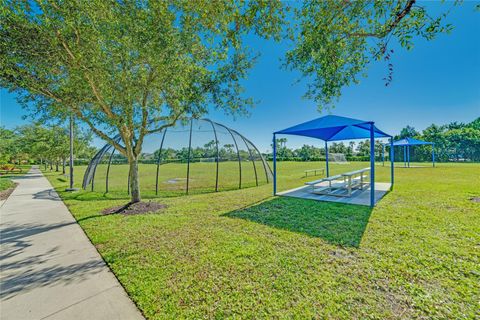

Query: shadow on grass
[{"left": 223, "top": 197, "right": 372, "bottom": 247}]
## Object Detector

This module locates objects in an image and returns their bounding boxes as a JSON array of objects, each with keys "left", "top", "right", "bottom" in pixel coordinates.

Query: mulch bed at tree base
[
  {"left": 0, "top": 184, "right": 18, "bottom": 201},
  {"left": 102, "top": 201, "right": 167, "bottom": 215},
  {"left": 470, "top": 197, "right": 480, "bottom": 203}
]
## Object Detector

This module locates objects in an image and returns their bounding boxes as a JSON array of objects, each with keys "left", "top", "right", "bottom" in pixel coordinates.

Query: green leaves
[{"left": 285, "top": 0, "right": 457, "bottom": 110}]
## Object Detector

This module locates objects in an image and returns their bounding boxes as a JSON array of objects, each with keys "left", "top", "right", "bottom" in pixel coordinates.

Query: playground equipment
[{"left": 82, "top": 118, "right": 272, "bottom": 196}]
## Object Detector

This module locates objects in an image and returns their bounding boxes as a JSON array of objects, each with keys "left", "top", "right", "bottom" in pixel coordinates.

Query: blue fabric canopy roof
[
  {"left": 391, "top": 137, "right": 433, "bottom": 146},
  {"left": 274, "top": 115, "right": 391, "bottom": 141}
]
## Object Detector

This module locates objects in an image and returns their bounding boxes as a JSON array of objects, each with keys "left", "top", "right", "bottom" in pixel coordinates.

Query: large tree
[
  {"left": 1, "top": 0, "right": 284, "bottom": 203},
  {"left": 286, "top": 0, "right": 455, "bottom": 108},
  {"left": 398, "top": 125, "right": 419, "bottom": 139}
]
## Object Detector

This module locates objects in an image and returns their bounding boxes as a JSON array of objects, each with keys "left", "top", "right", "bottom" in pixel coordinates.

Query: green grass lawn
[
  {"left": 82, "top": 160, "right": 269, "bottom": 197},
  {"left": 43, "top": 161, "right": 479, "bottom": 319},
  {"left": 0, "top": 165, "right": 32, "bottom": 192},
  {"left": 0, "top": 177, "right": 15, "bottom": 192}
]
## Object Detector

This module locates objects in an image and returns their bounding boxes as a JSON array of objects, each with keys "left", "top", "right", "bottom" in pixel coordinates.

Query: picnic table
[{"left": 305, "top": 167, "right": 370, "bottom": 197}]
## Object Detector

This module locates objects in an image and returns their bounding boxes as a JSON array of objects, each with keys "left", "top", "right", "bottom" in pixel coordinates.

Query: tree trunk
[
  {"left": 55, "top": 161, "right": 59, "bottom": 172},
  {"left": 128, "top": 157, "right": 141, "bottom": 203},
  {"left": 62, "top": 158, "right": 66, "bottom": 174},
  {"left": 50, "top": 162, "right": 53, "bottom": 170}
]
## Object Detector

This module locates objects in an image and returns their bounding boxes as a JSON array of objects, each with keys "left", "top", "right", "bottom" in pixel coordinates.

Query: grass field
[
  {"left": 83, "top": 160, "right": 269, "bottom": 197},
  {"left": 44, "top": 161, "right": 479, "bottom": 319}
]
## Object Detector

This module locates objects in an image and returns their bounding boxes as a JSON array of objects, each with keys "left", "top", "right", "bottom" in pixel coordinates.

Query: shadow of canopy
[{"left": 223, "top": 197, "right": 372, "bottom": 247}]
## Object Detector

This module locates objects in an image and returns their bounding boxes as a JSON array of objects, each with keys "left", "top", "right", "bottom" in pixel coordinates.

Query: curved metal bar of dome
[
  {"left": 230, "top": 128, "right": 272, "bottom": 184},
  {"left": 238, "top": 133, "right": 259, "bottom": 186},
  {"left": 82, "top": 144, "right": 111, "bottom": 190},
  {"left": 82, "top": 146, "right": 103, "bottom": 189},
  {"left": 155, "top": 128, "right": 168, "bottom": 195},
  {"left": 92, "top": 146, "right": 111, "bottom": 192},
  {"left": 91, "top": 164, "right": 97, "bottom": 191},
  {"left": 204, "top": 119, "right": 220, "bottom": 192},
  {"left": 208, "top": 120, "right": 242, "bottom": 189},
  {"left": 186, "top": 119, "right": 193, "bottom": 194},
  {"left": 105, "top": 148, "right": 116, "bottom": 193},
  {"left": 82, "top": 133, "right": 122, "bottom": 190}
]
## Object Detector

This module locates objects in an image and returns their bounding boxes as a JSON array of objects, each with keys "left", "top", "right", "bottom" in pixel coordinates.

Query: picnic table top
[
  {"left": 305, "top": 174, "right": 342, "bottom": 185},
  {"left": 305, "top": 168, "right": 370, "bottom": 185},
  {"left": 341, "top": 167, "right": 370, "bottom": 176},
  {"left": 304, "top": 168, "right": 324, "bottom": 172}
]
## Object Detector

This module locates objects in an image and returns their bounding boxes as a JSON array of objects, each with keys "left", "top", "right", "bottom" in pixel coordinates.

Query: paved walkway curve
[{"left": 0, "top": 167, "right": 144, "bottom": 320}]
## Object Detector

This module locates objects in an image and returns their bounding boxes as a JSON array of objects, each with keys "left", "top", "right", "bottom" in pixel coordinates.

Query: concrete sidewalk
[{"left": 0, "top": 167, "right": 143, "bottom": 320}]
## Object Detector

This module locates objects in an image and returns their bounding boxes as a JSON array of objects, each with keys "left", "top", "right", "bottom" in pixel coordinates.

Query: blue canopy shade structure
[
  {"left": 392, "top": 137, "right": 433, "bottom": 146},
  {"left": 273, "top": 115, "right": 394, "bottom": 207},
  {"left": 275, "top": 115, "right": 391, "bottom": 141},
  {"left": 382, "top": 137, "right": 435, "bottom": 168}
]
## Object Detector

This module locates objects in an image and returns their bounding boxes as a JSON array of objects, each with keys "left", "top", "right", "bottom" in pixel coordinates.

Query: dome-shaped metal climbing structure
[{"left": 82, "top": 118, "right": 272, "bottom": 196}]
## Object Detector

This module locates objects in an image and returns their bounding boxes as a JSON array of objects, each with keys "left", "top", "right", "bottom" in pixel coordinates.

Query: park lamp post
[{"left": 65, "top": 114, "right": 78, "bottom": 192}]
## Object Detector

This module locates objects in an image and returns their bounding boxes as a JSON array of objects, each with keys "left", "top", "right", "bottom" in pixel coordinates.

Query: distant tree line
[
  {"left": 151, "top": 140, "right": 258, "bottom": 164},
  {"left": 393, "top": 118, "right": 480, "bottom": 162},
  {"left": 0, "top": 124, "right": 96, "bottom": 172},
  {"left": 269, "top": 138, "right": 384, "bottom": 162},
  {"left": 269, "top": 118, "right": 480, "bottom": 162},
  {"left": 3, "top": 118, "right": 477, "bottom": 169},
  {"left": 99, "top": 140, "right": 259, "bottom": 165}
]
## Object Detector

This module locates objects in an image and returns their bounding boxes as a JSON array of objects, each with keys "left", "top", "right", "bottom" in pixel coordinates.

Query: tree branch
[
  {"left": 146, "top": 111, "right": 184, "bottom": 135},
  {"left": 134, "top": 70, "right": 155, "bottom": 155},
  {"left": 72, "top": 108, "right": 127, "bottom": 155},
  {"left": 346, "top": 0, "right": 416, "bottom": 39},
  {"left": 56, "top": 31, "right": 116, "bottom": 120}
]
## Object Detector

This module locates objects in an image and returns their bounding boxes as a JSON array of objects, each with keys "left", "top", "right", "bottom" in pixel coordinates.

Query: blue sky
[{"left": 1, "top": 1, "right": 479, "bottom": 152}]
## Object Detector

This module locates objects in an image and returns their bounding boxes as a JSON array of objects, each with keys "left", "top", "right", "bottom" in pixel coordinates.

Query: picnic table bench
[
  {"left": 305, "top": 167, "right": 370, "bottom": 197},
  {"left": 304, "top": 168, "right": 325, "bottom": 177}
]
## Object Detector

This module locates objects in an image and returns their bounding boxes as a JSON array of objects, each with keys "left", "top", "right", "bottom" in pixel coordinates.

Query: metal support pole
[
  {"left": 105, "top": 148, "right": 115, "bottom": 193},
  {"left": 69, "top": 115, "right": 74, "bottom": 188},
  {"left": 382, "top": 144, "right": 385, "bottom": 167},
  {"left": 432, "top": 143, "right": 435, "bottom": 167},
  {"left": 91, "top": 162, "right": 97, "bottom": 192},
  {"left": 325, "top": 141, "right": 329, "bottom": 177},
  {"left": 390, "top": 137, "right": 394, "bottom": 189},
  {"left": 273, "top": 134, "right": 277, "bottom": 195},
  {"left": 211, "top": 121, "right": 242, "bottom": 189},
  {"left": 229, "top": 131, "right": 242, "bottom": 189},
  {"left": 206, "top": 120, "right": 220, "bottom": 191},
  {"left": 65, "top": 114, "right": 78, "bottom": 191},
  {"left": 407, "top": 145, "right": 410, "bottom": 167},
  {"left": 237, "top": 133, "right": 270, "bottom": 183},
  {"left": 370, "top": 123, "right": 375, "bottom": 207},
  {"left": 186, "top": 119, "right": 193, "bottom": 194},
  {"left": 155, "top": 129, "right": 167, "bottom": 195},
  {"left": 239, "top": 136, "right": 258, "bottom": 187},
  {"left": 403, "top": 146, "right": 406, "bottom": 167}
]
